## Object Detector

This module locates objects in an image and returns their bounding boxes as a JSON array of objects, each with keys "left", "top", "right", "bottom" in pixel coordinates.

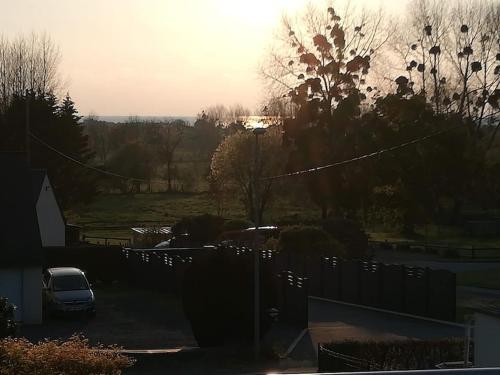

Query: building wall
[
  {"left": 474, "top": 312, "right": 500, "bottom": 366},
  {"left": 36, "top": 175, "right": 65, "bottom": 247},
  {"left": 0, "top": 267, "right": 42, "bottom": 324}
]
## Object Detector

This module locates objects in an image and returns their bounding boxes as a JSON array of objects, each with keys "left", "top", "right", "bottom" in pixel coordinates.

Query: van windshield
[{"left": 52, "top": 275, "right": 89, "bottom": 291}]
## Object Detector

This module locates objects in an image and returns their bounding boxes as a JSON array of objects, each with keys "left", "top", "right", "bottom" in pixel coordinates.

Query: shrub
[
  {"left": 319, "top": 339, "right": 464, "bottom": 372},
  {"left": 263, "top": 236, "right": 279, "bottom": 251},
  {"left": 182, "top": 249, "right": 275, "bottom": 347},
  {"left": 443, "top": 248, "right": 459, "bottom": 258},
  {"left": 0, "top": 336, "right": 134, "bottom": 374},
  {"left": 278, "top": 225, "right": 344, "bottom": 257},
  {"left": 222, "top": 219, "right": 252, "bottom": 232},
  {"left": 172, "top": 214, "right": 225, "bottom": 246},
  {"left": 0, "top": 297, "right": 16, "bottom": 338},
  {"left": 322, "top": 218, "right": 368, "bottom": 259}
]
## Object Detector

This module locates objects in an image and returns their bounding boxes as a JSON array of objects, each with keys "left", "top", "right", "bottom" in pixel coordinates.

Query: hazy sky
[{"left": 0, "top": 0, "right": 404, "bottom": 116}]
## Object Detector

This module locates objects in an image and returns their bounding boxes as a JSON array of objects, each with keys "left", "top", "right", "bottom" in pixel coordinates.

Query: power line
[
  {"left": 261, "top": 125, "right": 463, "bottom": 181},
  {"left": 29, "top": 132, "right": 167, "bottom": 184}
]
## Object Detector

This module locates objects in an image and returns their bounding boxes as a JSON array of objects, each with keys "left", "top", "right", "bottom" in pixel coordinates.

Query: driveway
[
  {"left": 20, "top": 284, "right": 196, "bottom": 349},
  {"left": 290, "top": 297, "right": 465, "bottom": 361}
]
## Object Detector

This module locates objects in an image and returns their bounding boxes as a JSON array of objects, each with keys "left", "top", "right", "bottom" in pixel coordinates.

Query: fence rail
[{"left": 82, "top": 235, "right": 131, "bottom": 246}]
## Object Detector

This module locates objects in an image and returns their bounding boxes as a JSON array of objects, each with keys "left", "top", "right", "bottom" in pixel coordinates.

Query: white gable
[{"left": 35, "top": 175, "right": 65, "bottom": 247}]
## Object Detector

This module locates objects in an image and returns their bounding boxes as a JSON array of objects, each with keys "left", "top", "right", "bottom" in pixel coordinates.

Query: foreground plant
[{"left": 0, "top": 336, "right": 134, "bottom": 375}]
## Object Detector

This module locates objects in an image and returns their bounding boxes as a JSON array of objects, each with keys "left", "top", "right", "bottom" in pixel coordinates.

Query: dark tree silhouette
[{"left": 0, "top": 92, "right": 98, "bottom": 207}]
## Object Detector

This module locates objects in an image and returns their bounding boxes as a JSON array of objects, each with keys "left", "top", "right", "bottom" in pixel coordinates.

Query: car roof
[{"left": 46, "top": 267, "right": 85, "bottom": 277}]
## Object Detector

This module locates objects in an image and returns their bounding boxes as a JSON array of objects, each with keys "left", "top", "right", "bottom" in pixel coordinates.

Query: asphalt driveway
[{"left": 20, "top": 283, "right": 196, "bottom": 349}]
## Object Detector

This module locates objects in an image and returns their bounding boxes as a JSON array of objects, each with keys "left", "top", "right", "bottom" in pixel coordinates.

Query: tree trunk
[
  {"left": 321, "top": 204, "right": 328, "bottom": 220},
  {"left": 167, "top": 160, "right": 172, "bottom": 192}
]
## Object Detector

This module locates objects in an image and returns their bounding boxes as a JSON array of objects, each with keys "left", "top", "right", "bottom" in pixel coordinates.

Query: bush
[
  {"left": 182, "top": 249, "right": 275, "bottom": 347},
  {"left": 0, "top": 297, "right": 16, "bottom": 338},
  {"left": 0, "top": 336, "right": 134, "bottom": 374},
  {"left": 172, "top": 214, "right": 225, "bottom": 246},
  {"left": 319, "top": 339, "right": 464, "bottom": 372},
  {"left": 222, "top": 219, "right": 252, "bottom": 232},
  {"left": 322, "top": 218, "right": 368, "bottom": 259},
  {"left": 278, "top": 225, "right": 344, "bottom": 257},
  {"left": 443, "top": 248, "right": 459, "bottom": 258}
]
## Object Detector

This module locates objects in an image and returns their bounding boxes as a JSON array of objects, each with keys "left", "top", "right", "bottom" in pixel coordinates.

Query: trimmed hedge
[
  {"left": 319, "top": 339, "right": 464, "bottom": 372},
  {"left": 222, "top": 219, "right": 252, "bottom": 232},
  {"left": 322, "top": 217, "right": 368, "bottom": 259},
  {"left": 278, "top": 225, "right": 344, "bottom": 257},
  {"left": 182, "top": 249, "right": 275, "bottom": 347},
  {"left": 172, "top": 214, "right": 225, "bottom": 246}
]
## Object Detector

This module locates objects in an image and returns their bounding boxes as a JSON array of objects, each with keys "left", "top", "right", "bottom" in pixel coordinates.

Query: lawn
[
  {"left": 370, "top": 225, "right": 500, "bottom": 248},
  {"left": 457, "top": 267, "right": 500, "bottom": 290}
]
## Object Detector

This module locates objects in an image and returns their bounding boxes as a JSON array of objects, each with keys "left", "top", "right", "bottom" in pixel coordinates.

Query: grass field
[
  {"left": 65, "top": 192, "right": 320, "bottom": 240},
  {"left": 66, "top": 192, "right": 500, "bottom": 249},
  {"left": 457, "top": 267, "right": 500, "bottom": 289},
  {"left": 370, "top": 227, "right": 500, "bottom": 248}
]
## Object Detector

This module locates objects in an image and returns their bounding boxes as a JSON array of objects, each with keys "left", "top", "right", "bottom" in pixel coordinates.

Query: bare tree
[
  {"left": 159, "top": 122, "right": 185, "bottom": 192},
  {"left": 202, "top": 103, "right": 252, "bottom": 126},
  {"left": 83, "top": 113, "right": 111, "bottom": 163},
  {"left": 0, "top": 32, "right": 60, "bottom": 110},
  {"left": 261, "top": 0, "right": 392, "bottom": 116},
  {"left": 393, "top": 0, "right": 500, "bottom": 129}
]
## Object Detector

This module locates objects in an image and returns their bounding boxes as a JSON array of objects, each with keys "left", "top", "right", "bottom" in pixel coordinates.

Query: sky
[{"left": 0, "top": 0, "right": 404, "bottom": 117}]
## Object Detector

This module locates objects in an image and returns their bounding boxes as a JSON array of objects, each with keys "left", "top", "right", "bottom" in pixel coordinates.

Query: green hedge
[
  {"left": 319, "top": 339, "right": 464, "bottom": 371},
  {"left": 278, "top": 225, "right": 344, "bottom": 257},
  {"left": 222, "top": 219, "right": 252, "bottom": 232},
  {"left": 182, "top": 249, "right": 275, "bottom": 347},
  {"left": 323, "top": 217, "right": 368, "bottom": 259},
  {"left": 172, "top": 214, "right": 225, "bottom": 245}
]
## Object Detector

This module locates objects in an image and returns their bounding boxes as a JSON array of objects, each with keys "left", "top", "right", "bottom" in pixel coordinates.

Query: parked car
[
  {"left": 43, "top": 267, "right": 96, "bottom": 317},
  {"left": 154, "top": 239, "right": 171, "bottom": 248}
]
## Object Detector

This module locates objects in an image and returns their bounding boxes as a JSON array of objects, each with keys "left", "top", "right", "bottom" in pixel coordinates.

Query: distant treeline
[{"left": 82, "top": 111, "right": 250, "bottom": 193}]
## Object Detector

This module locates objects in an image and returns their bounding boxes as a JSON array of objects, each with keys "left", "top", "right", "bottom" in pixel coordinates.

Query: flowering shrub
[{"left": 0, "top": 336, "right": 134, "bottom": 374}]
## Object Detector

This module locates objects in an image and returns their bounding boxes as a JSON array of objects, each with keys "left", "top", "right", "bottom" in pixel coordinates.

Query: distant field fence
[
  {"left": 369, "top": 240, "right": 500, "bottom": 259},
  {"left": 43, "top": 245, "right": 456, "bottom": 323},
  {"left": 82, "top": 235, "right": 131, "bottom": 246}
]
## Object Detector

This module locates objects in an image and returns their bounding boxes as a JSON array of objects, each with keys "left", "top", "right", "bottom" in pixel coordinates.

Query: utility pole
[
  {"left": 252, "top": 126, "right": 266, "bottom": 360},
  {"left": 25, "top": 90, "right": 31, "bottom": 165}
]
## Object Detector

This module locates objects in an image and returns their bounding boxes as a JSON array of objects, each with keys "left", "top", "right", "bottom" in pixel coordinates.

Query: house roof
[{"left": 0, "top": 152, "right": 42, "bottom": 267}]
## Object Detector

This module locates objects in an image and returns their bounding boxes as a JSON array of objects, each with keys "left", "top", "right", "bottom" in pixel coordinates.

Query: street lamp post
[{"left": 252, "top": 126, "right": 266, "bottom": 360}]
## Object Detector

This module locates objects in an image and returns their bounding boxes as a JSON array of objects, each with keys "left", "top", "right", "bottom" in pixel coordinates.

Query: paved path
[
  {"left": 374, "top": 249, "right": 500, "bottom": 273},
  {"left": 290, "top": 297, "right": 465, "bottom": 361},
  {"left": 458, "top": 286, "right": 500, "bottom": 299}
]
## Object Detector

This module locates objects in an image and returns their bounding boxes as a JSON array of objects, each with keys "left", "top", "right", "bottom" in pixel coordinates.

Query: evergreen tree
[{"left": 0, "top": 92, "right": 98, "bottom": 208}]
